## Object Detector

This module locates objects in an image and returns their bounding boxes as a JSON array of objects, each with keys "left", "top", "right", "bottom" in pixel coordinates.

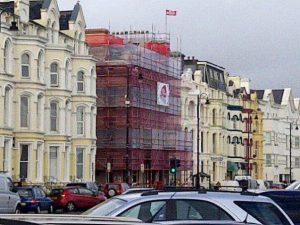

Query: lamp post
[
  {"left": 189, "top": 90, "right": 209, "bottom": 189},
  {"left": 290, "top": 122, "right": 298, "bottom": 183}
]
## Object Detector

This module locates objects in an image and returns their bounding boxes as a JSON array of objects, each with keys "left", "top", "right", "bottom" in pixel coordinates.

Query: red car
[
  {"left": 49, "top": 186, "right": 106, "bottom": 212},
  {"left": 103, "top": 183, "right": 130, "bottom": 198}
]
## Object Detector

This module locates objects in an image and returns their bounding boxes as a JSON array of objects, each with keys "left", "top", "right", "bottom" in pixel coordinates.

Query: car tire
[
  {"left": 108, "top": 188, "right": 117, "bottom": 197},
  {"left": 15, "top": 205, "right": 21, "bottom": 214},
  {"left": 66, "top": 202, "right": 76, "bottom": 212},
  {"left": 48, "top": 205, "right": 54, "bottom": 214},
  {"left": 35, "top": 205, "right": 41, "bottom": 214}
]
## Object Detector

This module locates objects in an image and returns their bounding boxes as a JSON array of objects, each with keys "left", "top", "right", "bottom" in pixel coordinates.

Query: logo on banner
[{"left": 157, "top": 82, "right": 170, "bottom": 106}]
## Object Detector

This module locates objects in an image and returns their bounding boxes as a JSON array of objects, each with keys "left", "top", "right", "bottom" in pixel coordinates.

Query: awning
[{"left": 227, "top": 161, "right": 238, "bottom": 172}]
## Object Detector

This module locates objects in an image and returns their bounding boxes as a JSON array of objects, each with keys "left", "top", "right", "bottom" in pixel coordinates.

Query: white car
[
  {"left": 286, "top": 180, "right": 300, "bottom": 190},
  {"left": 84, "top": 190, "right": 293, "bottom": 225}
]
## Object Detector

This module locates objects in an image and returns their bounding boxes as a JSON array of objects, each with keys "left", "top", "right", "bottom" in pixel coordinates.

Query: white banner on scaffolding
[{"left": 157, "top": 82, "right": 170, "bottom": 106}]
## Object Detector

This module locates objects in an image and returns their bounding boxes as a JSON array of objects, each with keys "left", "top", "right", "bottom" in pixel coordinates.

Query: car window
[
  {"left": 263, "top": 194, "right": 300, "bottom": 224},
  {"left": 0, "top": 178, "right": 6, "bottom": 192},
  {"left": 84, "top": 198, "right": 127, "bottom": 216},
  {"left": 34, "top": 188, "right": 41, "bottom": 197},
  {"left": 174, "top": 200, "right": 233, "bottom": 221},
  {"left": 119, "top": 201, "right": 166, "bottom": 222},
  {"left": 18, "top": 189, "right": 33, "bottom": 198},
  {"left": 38, "top": 188, "right": 46, "bottom": 197},
  {"left": 69, "top": 188, "right": 79, "bottom": 194},
  {"left": 79, "top": 188, "right": 94, "bottom": 195},
  {"left": 234, "top": 201, "right": 291, "bottom": 225},
  {"left": 50, "top": 189, "right": 63, "bottom": 195}
]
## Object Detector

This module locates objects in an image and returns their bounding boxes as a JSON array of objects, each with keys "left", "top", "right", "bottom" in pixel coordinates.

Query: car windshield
[
  {"left": 83, "top": 198, "right": 127, "bottom": 216},
  {"left": 50, "top": 189, "right": 64, "bottom": 195},
  {"left": 234, "top": 201, "right": 290, "bottom": 225},
  {"left": 17, "top": 189, "right": 33, "bottom": 198}
]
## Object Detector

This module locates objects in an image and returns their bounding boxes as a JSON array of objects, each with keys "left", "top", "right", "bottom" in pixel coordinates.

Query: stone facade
[{"left": 0, "top": 0, "right": 96, "bottom": 186}]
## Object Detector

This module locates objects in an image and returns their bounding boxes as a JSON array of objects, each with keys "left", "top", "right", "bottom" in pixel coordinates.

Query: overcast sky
[{"left": 57, "top": 0, "right": 300, "bottom": 96}]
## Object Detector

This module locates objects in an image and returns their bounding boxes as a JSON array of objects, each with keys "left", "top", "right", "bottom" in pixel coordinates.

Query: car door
[
  {"left": 118, "top": 200, "right": 168, "bottom": 222},
  {"left": 0, "top": 177, "right": 9, "bottom": 213},
  {"left": 6, "top": 177, "right": 19, "bottom": 213},
  {"left": 78, "top": 187, "right": 95, "bottom": 208}
]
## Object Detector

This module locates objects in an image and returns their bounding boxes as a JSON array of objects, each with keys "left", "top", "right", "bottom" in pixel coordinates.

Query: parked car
[
  {"left": 16, "top": 186, "right": 53, "bottom": 213},
  {"left": 66, "top": 182, "right": 99, "bottom": 194},
  {"left": 84, "top": 190, "right": 292, "bottom": 224},
  {"left": 103, "top": 183, "right": 130, "bottom": 198},
  {"left": 0, "top": 173, "right": 21, "bottom": 213},
  {"left": 271, "top": 182, "right": 286, "bottom": 189},
  {"left": 49, "top": 186, "right": 106, "bottom": 212},
  {"left": 258, "top": 190, "right": 300, "bottom": 225},
  {"left": 286, "top": 180, "right": 300, "bottom": 190}
]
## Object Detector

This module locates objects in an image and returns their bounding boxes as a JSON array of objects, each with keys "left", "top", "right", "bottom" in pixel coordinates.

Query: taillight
[
  {"left": 60, "top": 194, "right": 66, "bottom": 198},
  {"left": 31, "top": 198, "right": 37, "bottom": 204}
]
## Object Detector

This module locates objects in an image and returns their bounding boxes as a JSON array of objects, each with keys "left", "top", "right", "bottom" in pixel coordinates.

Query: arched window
[
  {"left": 50, "top": 63, "right": 59, "bottom": 86},
  {"left": 4, "top": 40, "right": 12, "bottom": 73},
  {"left": 37, "top": 51, "right": 44, "bottom": 81},
  {"left": 21, "top": 53, "right": 30, "bottom": 77},
  {"left": 77, "top": 71, "right": 84, "bottom": 92},
  {"left": 76, "top": 106, "right": 85, "bottom": 135},
  {"left": 65, "top": 100, "right": 70, "bottom": 135},
  {"left": 188, "top": 101, "right": 195, "bottom": 118},
  {"left": 50, "top": 101, "right": 58, "bottom": 131},
  {"left": 37, "top": 95, "right": 43, "bottom": 130},
  {"left": 232, "top": 115, "right": 239, "bottom": 129},
  {"left": 20, "top": 96, "right": 29, "bottom": 127}
]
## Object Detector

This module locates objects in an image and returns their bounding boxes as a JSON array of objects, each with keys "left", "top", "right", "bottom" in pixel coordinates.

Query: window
[
  {"left": 296, "top": 137, "right": 300, "bottom": 148},
  {"left": 232, "top": 115, "right": 238, "bottom": 129},
  {"left": 175, "top": 200, "right": 233, "bottom": 221},
  {"left": 3, "top": 140, "right": 9, "bottom": 172},
  {"left": 49, "top": 146, "right": 58, "bottom": 180},
  {"left": 4, "top": 87, "right": 10, "bottom": 127},
  {"left": 20, "top": 144, "right": 29, "bottom": 179},
  {"left": 296, "top": 158, "right": 300, "bottom": 168},
  {"left": 79, "top": 188, "right": 93, "bottom": 195},
  {"left": 50, "top": 102, "right": 58, "bottom": 131},
  {"left": 20, "top": 96, "right": 29, "bottom": 127},
  {"left": 65, "top": 61, "right": 70, "bottom": 89},
  {"left": 4, "top": 40, "right": 12, "bottom": 73},
  {"left": 266, "top": 154, "right": 272, "bottom": 167},
  {"left": 37, "top": 95, "right": 43, "bottom": 130},
  {"left": 234, "top": 201, "right": 290, "bottom": 225},
  {"left": 212, "top": 109, "right": 216, "bottom": 125},
  {"left": 265, "top": 132, "right": 271, "bottom": 145},
  {"left": 37, "top": 51, "right": 43, "bottom": 81},
  {"left": 188, "top": 101, "right": 195, "bottom": 118},
  {"left": 50, "top": 63, "right": 59, "bottom": 86},
  {"left": 21, "top": 53, "right": 30, "bottom": 77},
  {"left": 77, "top": 71, "right": 84, "bottom": 92},
  {"left": 76, "top": 148, "right": 84, "bottom": 179},
  {"left": 233, "top": 144, "right": 237, "bottom": 156},
  {"left": 76, "top": 107, "right": 85, "bottom": 135},
  {"left": 119, "top": 201, "right": 166, "bottom": 222},
  {"left": 212, "top": 133, "right": 216, "bottom": 153}
]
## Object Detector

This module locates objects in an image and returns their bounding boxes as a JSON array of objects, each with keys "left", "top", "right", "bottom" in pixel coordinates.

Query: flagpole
[{"left": 165, "top": 11, "right": 168, "bottom": 34}]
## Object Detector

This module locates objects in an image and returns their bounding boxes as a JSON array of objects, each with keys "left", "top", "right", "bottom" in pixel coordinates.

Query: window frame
[
  {"left": 20, "top": 96, "right": 29, "bottom": 128},
  {"left": 77, "top": 71, "right": 85, "bottom": 92},
  {"left": 76, "top": 148, "right": 84, "bottom": 180},
  {"left": 50, "top": 63, "right": 59, "bottom": 87},
  {"left": 21, "top": 53, "right": 30, "bottom": 78},
  {"left": 76, "top": 106, "right": 85, "bottom": 135},
  {"left": 50, "top": 101, "right": 58, "bottom": 132}
]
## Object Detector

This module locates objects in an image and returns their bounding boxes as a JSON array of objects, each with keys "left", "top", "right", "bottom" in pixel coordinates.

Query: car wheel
[
  {"left": 108, "top": 188, "right": 117, "bottom": 197},
  {"left": 66, "top": 202, "right": 76, "bottom": 212},
  {"left": 35, "top": 205, "right": 41, "bottom": 214},
  {"left": 48, "top": 205, "right": 54, "bottom": 214},
  {"left": 15, "top": 205, "right": 21, "bottom": 214}
]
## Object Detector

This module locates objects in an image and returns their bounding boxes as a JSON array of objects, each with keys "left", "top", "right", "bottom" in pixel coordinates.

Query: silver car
[
  {"left": 0, "top": 174, "right": 21, "bottom": 213},
  {"left": 84, "top": 190, "right": 293, "bottom": 225}
]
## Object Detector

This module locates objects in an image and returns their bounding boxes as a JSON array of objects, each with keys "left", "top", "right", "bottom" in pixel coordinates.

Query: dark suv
[{"left": 66, "top": 182, "right": 99, "bottom": 194}]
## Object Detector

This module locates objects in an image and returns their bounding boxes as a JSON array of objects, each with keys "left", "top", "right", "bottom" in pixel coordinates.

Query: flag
[{"left": 166, "top": 10, "right": 177, "bottom": 16}]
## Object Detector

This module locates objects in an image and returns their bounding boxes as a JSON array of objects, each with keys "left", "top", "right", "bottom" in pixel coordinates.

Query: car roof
[{"left": 114, "top": 190, "right": 273, "bottom": 203}]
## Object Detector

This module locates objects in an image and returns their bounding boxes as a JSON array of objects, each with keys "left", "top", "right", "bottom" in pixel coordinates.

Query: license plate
[{"left": 21, "top": 203, "right": 26, "bottom": 206}]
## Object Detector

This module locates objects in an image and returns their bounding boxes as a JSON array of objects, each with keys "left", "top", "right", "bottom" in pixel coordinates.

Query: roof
[
  {"left": 59, "top": 3, "right": 81, "bottom": 30},
  {"left": 272, "top": 89, "right": 284, "bottom": 104},
  {"left": 0, "top": 1, "right": 15, "bottom": 14},
  {"left": 252, "top": 90, "right": 264, "bottom": 100},
  {"left": 29, "top": 1, "right": 43, "bottom": 20}
]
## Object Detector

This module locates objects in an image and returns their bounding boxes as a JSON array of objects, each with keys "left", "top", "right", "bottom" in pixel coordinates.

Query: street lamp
[
  {"left": 290, "top": 122, "right": 298, "bottom": 183},
  {"left": 189, "top": 90, "right": 209, "bottom": 189}
]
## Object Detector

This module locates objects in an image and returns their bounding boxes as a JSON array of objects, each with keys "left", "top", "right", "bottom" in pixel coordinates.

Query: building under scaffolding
[{"left": 86, "top": 29, "right": 193, "bottom": 186}]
